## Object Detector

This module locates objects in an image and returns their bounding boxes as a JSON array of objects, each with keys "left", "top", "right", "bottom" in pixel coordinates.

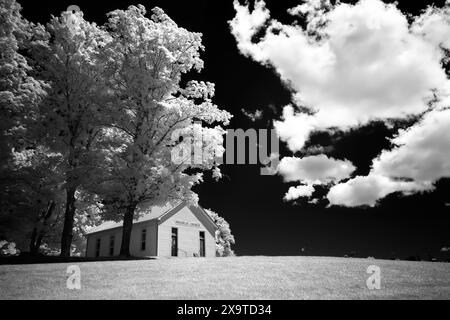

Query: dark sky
[{"left": 19, "top": 0, "right": 450, "bottom": 259}]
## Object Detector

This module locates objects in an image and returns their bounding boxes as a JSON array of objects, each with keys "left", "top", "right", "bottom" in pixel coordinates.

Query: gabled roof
[
  {"left": 85, "top": 202, "right": 217, "bottom": 235},
  {"left": 85, "top": 202, "right": 179, "bottom": 235}
]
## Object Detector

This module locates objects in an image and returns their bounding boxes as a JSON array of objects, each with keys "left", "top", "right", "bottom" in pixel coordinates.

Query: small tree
[
  {"left": 205, "top": 209, "right": 235, "bottom": 257},
  {"left": 11, "top": 147, "right": 65, "bottom": 254},
  {"left": 96, "top": 5, "right": 231, "bottom": 256}
]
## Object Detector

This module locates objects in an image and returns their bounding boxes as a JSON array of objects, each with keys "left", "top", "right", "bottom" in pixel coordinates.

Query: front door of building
[{"left": 171, "top": 227, "right": 178, "bottom": 257}]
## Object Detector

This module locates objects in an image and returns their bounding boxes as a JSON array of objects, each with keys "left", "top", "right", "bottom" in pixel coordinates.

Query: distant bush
[
  {"left": 405, "top": 256, "right": 421, "bottom": 261},
  {"left": 35, "top": 243, "right": 82, "bottom": 257},
  {"left": 0, "top": 241, "right": 20, "bottom": 256},
  {"left": 38, "top": 244, "right": 60, "bottom": 256}
]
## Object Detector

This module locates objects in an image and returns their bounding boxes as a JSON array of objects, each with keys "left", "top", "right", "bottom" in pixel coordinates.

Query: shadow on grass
[{"left": 0, "top": 253, "right": 156, "bottom": 265}]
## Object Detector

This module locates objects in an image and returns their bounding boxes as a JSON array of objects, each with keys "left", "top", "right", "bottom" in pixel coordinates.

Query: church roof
[{"left": 85, "top": 202, "right": 217, "bottom": 235}]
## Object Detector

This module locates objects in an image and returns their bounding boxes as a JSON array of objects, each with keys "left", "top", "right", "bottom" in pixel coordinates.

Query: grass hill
[{"left": 1, "top": 256, "right": 449, "bottom": 299}]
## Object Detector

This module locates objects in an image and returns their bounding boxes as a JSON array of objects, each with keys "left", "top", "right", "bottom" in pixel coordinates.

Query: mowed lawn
[{"left": 0, "top": 256, "right": 449, "bottom": 299}]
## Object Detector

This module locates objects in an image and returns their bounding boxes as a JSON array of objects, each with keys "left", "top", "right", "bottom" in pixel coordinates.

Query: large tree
[
  {"left": 96, "top": 5, "right": 231, "bottom": 256},
  {"left": 0, "top": 0, "right": 50, "bottom": 249},
  {"left": 32, "top": 10, "right": 111, "bottom": 256}
]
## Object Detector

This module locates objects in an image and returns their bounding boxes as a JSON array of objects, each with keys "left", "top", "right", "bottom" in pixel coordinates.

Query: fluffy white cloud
[
  {"left": 231, "top": 0, "right": 450, "bottom": 147},
  {"left": 273, "top": 105, "right": 317, "bottom": 151},
  {"left": 278, "top": 154, "right": 355, "bottom": 184},
  {"left": 284, "top": 184, "right": 315, "bottom": 201},
  {"left": 230, "top": 0, "right": 269, "bottom": 60},
  {"left": 327, "top": 174, "right": 430, "bottom": 207},
  {"left": 372, "top": 109, "right": 450, "bottom": 183}
]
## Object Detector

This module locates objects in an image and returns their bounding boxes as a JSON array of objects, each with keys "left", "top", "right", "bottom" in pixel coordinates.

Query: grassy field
[{"left": 0, "top": 256, "right": 449, "bottom": 299}]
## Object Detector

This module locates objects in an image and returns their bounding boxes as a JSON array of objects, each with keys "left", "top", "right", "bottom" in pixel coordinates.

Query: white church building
[{"left": 85, "top": 202, "right": 217, "bottom": 258}]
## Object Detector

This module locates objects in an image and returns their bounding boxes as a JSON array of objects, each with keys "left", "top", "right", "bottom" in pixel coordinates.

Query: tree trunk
[
  {"left": 30, "top": 201, "right": 56, "bottom": 255},
  {"left": 60, "top": 186, "right": 77, "bottom": 257},
  {"left": 31, "top": 233, "right": 45, "bottom": 255},
  {"left": 29, "top": 227, "right": 39, "bottom": 255},
  {"left": 119, "top": 204, "right": 136, "bottom": 257}
]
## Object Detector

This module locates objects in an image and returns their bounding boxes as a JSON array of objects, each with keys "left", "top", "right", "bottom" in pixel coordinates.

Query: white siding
[
  {"left": 129, "top": 221, "right": 158, "bottom": 256},
  {"left": 157, "top": 206, "right": 216, "bottom": 257},
  {"left": 86, "top": 221, "right": 158, "bottom": 257}
]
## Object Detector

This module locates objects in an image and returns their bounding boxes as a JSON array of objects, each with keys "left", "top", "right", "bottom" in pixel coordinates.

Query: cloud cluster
[
  {"left": 231, "top": 0, "right": 450, "bottom": 206},
  {"left": 278, "top": 154, "right": 355, "bottom": 201},
  {"left": 231, "top": 0, "right": 450, "bottom": 130},
  {"left": 327, "top": 108, "right": 450, "bottom": 206}
]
